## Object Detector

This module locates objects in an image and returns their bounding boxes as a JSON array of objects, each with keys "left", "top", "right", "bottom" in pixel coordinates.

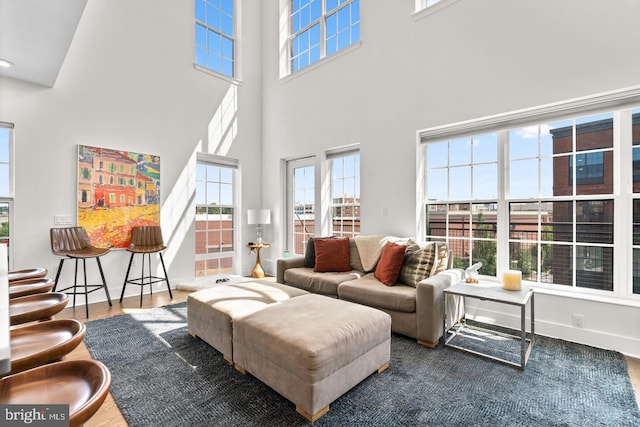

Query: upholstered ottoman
[
  {"left": 233, "top": 294, "right": 391, "bottom": 422},
  {"left": 187, "top": 280, "right": 309, "bottom": 363}
]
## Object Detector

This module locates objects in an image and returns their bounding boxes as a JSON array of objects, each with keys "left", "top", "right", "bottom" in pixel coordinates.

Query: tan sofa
[{"left": 276, "top": 236, "right": 463, "bottom": 348}]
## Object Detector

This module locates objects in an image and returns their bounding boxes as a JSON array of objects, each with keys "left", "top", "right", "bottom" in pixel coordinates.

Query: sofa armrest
[
  {"left": 276, "top": 256, "right": 306, "bottom": 284},
  {"left": 415, "top": 268, "right": 463, "bottom": 347}
]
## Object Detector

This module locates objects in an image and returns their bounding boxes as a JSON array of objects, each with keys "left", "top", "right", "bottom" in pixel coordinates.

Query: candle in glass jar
[{"left": 502, "top": 269, "right": 522, "bottom": 291}]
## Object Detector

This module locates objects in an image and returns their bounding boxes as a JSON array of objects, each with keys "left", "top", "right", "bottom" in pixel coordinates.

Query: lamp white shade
[{"left": 247, "top": 209, "right": 271, "bottom": 225}]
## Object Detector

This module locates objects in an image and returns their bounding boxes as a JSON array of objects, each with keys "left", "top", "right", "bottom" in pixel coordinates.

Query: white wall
[
  {"left": 0, "top": 0, "right": 264, "bottom": 303},
  {"left": 260, "top": 0, "right": 640, "bottom": 356}
]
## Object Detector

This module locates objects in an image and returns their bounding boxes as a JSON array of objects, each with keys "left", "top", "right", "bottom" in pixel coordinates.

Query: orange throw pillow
[
  {"left": 314, "top": 237, "right": 351, "bottom": 272},
  {"left": 375, "top": 242, "right": 407, "bottom": 286}
]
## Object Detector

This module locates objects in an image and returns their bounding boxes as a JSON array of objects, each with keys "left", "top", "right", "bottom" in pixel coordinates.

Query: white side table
[{"left": 443, "top": 281, "right": 535, "bottom": 369}]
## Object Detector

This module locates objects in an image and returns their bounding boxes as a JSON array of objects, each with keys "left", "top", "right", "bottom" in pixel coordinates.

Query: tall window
[
  {"left": 631, "top": 108, "right": 640, "bottom": 295},
  {"left": 425, "top": 134, "right": 498, "bottom": 274},
  {"left": 287, "top": 158, "right": 315, "bottom": 255},
  {"left": 414, "top": 0, "right": 460, "bottom": 14},
  {"left": 195, "top": 159, "right": 236, "bottom": 276},
  {"left": 195, "top": 0, "right": 234, "bottom": 78},
  {"left": 290, "top": 0, "right": 360, "bottom": 73},
  {"left": 330, "top": 151, "right": 360, "bottom": 238},
  {"left": 0, "top": 123, "right": 12, "bottom": 267},
  {"left": 423, "top": 108, "right": 635, "bottom": 297}
]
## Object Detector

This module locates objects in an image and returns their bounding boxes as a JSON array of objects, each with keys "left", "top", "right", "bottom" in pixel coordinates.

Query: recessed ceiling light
[{"left": 0, "top": 59, "right": 14, "bottom": 68}]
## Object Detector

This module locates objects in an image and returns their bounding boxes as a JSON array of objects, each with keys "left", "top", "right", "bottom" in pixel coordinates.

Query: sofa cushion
[
  {"left": 338, "top": 274, "right": 416, "bottom": 313},
  {"left": 314, "top": 237, "right": 351, "bottom": 272},
  {"left": 374, "top": 242, "right": 406, "bottom": 286},
  {"left": 399, "top": 242, "right": 436, "bottom": 287},
  {"left": 284, "top": 267, "right": 362, "bottom": 296}
]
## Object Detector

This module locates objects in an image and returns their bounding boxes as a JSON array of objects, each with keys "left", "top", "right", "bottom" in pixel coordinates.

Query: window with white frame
[
  {"left": 286, "top": 158, "right": 316, "bottom": 255},
  {"left": 425, "top": 133, "right": 498, "bottom": 275},
  {"left": 631, "top": 108, "right": 640, "bottom": 295},
  {"left": 0, "top": 122, "right": 12, "bottom": 267},
  {"left": 329, "top": 150, "right": 360, "bottom": 238},
  {"left": 195, "top": 157, "right": 237, "bottom": 276},
  {"left": 414, "top": 0, "right": 462, "bottom": 16},
  {"left": 195, "top": 0, "right": 235, "bottom": 78},
  {"left": 290, "top": 0, "right": 360, "bottom": 73},
  {"left": 423, "top": 101, "right": 640, "bottom": 298}
]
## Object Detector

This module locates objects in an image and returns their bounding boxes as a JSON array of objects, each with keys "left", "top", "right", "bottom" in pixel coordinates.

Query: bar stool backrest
[
  {"left": 50, "top": 227, "right": 92, "bottom": 256},
  {"left": 129, "top": 226, "right": 165, "bottom": 250}
]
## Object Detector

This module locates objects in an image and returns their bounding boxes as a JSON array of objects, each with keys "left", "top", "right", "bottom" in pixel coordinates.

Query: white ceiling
[{"left": 0, "top": 0, "right": 87, "bottom": 87}]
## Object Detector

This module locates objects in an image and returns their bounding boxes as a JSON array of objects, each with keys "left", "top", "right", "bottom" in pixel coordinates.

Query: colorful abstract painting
[{"left": 78, "top": 145, "right": 160, "bottom": 248}]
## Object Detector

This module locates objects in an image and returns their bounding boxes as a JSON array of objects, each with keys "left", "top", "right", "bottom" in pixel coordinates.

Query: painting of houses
[{"left": 78, "top": 145, "right": 160, "bottom": 248}]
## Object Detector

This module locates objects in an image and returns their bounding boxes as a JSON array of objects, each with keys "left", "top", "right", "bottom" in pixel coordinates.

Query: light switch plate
[{"left": 54, "top": 215, "right": 72, "bottom": 225}]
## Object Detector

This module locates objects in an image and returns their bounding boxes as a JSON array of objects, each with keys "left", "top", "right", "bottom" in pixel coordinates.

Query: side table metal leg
[
  {"left": 531, "top": 292, "right": 535, "bottom": 340},
  {"left": 520, "top": 304, "right": 526, "bottom": 369}
]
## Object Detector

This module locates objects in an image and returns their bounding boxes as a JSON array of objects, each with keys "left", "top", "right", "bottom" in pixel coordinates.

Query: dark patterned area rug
[{"left": 84, "top": 302, "right": 640, "bottom": 426}]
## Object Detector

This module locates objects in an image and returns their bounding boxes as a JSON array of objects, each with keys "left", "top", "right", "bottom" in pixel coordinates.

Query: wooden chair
[
  {"left": 50, "top": 227, "right": 112, "bottom": 318},
  {"left": 120, "top": 225, "right": 172, "bottom": 306}
]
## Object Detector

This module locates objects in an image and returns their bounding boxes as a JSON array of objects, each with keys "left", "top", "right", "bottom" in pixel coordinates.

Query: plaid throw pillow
[
  {"left": 433, "top": 242, "right": 450, "bottom": 275},
  {"left": 399, "top": 243, "right": 436, "bottom": 287}
]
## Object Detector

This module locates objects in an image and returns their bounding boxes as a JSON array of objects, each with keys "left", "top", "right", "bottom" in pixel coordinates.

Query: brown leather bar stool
[
  {"left": 9, "top": 292, "right": 69, "bottom": 326},
  {"left": 50, "top": 227, "right": 112, "bottom": 318},
  {"left": 8, "top": 268, "right": 47, "bottom": 282},
  {"left": 0, "top": 359, "right": 112, "bottom": 427},
  {"left": 9, "top": 277, "right": 55, "bottom": 299},
  {"left": 8, "top": 319, "right": 86, "bottom": 375},
  {"left": 120, "top": 225, "right": 172, "bottom": 306}
]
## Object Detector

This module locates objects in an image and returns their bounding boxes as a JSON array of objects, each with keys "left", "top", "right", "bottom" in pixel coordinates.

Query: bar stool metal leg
[
  {"left": 120, "top": 253, "right": 135, "bottom": 303},
  {"left": 96, "top": 257, "right": 112, "bottom": 305},
  {"left": 53, "top": 258, "right": 65, "bottom": 292},
  {"left": 159, "top": 253, "right": 172, "bottom": 299},
  {"left": 82, "top": 259, "right": 89, "bottom": 319}
]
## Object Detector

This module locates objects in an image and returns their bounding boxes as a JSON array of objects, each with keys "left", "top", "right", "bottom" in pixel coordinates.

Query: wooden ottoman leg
[{"left": 296, "top": 405, "right": 330, "bottom": 423}]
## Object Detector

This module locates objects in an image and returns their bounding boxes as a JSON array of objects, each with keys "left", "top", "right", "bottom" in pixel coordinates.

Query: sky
[{"left": 0, "top": 128, "right": 9, "bottom": 197}]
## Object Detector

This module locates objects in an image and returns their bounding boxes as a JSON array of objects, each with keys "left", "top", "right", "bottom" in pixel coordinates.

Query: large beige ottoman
[
  {"left": 233, "top": 294, "right": 391, "bottom": 422},
  {"left": 187, "top": 280, "right": 309, "bottom": 363}
]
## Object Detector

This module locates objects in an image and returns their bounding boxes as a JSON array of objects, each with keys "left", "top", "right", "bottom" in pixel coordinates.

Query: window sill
[
  {"left": 477, "top": 277, "right": 640, "bottom": 308},
  {"left": 279, "top": 41, "right": 362, "bottom": 83},
  {"left": 193, "top": 64, "right": 244, "bottom": 86},
  {"left": 413, "top": 0, "right": 462, "bottom": 22}
]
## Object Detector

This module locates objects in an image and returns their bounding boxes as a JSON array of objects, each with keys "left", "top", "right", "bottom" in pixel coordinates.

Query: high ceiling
[{"left": 0, "top": 0, "right": 87, "bottom": 87}]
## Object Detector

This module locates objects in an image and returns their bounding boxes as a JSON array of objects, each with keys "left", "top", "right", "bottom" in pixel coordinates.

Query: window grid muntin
[
  {"left": 0, "top": 123, "right": 12, "bottom": 268},
  {"left": 426, "top": 113, "right": 623, "bottom": 295},
  {"left": 195, "top": 163, "right": 235, "bottom": 277},
  {"left": 292, "top": 164, "right": 316, "bottom": 255},
  {"left": 330, "top": 152, "right": 360, "bottom": 238},
  {"left": 290, "top": 0, "right": 360, "bottom": 73},
  {"left": 0, "top": 125, "right": 11, "bottom": 198},
  {"left": 631, "top": 108, "right": 640, "bottom": 294},
  {"left": 425, "top": 135, "right": 499, "bottom": 271},
  {"left": 195, "top": 0, "right": 235, "bottom": 78}
]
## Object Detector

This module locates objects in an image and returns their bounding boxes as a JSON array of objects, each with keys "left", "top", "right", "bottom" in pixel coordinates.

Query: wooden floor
[{"left": 56, "top": 289, "right": 640, "bottom": 426}]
